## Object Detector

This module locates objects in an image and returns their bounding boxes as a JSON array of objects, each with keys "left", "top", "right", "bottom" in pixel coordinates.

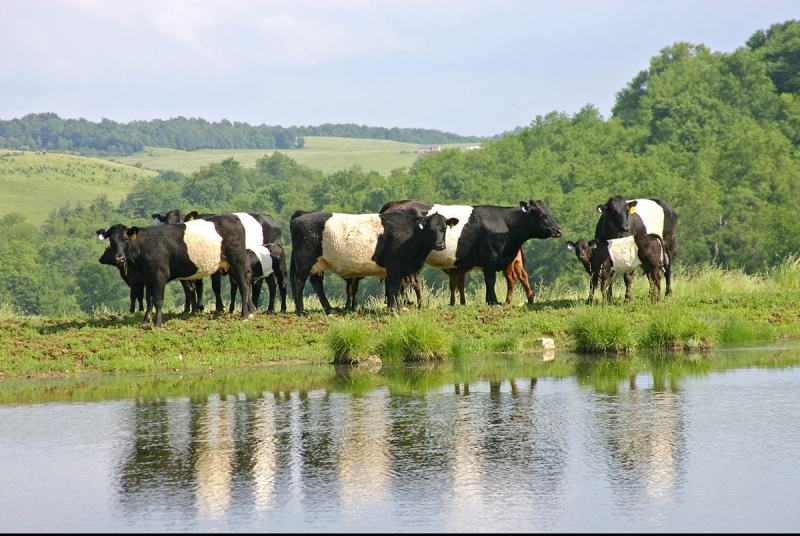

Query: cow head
[
  {"left": 97, "top": 224, "right": 139, "bottom": 274},
  {"left": 566, "top": 239, "right": 595, "bottom": 274},
  {"left": 519, "top": 200, "right": 562, "bottom": 238},
  {"left": 416, "top": 213, "right": 459, "bottom": 251},
  {"left": 596, "top": 196, "right": 637, "bottom": 235},
  {"left": 151, "top": 209, "right": 182, "bottom": 225}
]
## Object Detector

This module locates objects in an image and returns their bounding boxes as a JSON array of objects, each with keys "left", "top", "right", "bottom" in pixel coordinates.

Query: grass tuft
[
  {"left": 640, "top": 308, "right": 714, "bottom": 350},
  {"left": 378, "top": 316, "right": 450, "bottom": 362},
  {"left": 572, "top": 307, "right": 636, "bottom": 354},
  {"left": 327, "top": 320, "right": 373, "bottom": 364}
]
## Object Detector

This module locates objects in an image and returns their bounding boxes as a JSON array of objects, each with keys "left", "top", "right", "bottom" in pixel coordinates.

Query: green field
[
  {"left": 0, "top": 150, "right": 156, "bottom": 223},
  {"left": 110, "top": 136, "right": 478, "bottom": 175}
]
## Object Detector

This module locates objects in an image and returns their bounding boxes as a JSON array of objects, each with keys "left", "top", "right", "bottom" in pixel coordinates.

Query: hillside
[
  {"left": 109, "top": 136, "right": 478, "bottom": 175},
  {"left": 0, "top": 150, "right": 156, "bottom": 223}
]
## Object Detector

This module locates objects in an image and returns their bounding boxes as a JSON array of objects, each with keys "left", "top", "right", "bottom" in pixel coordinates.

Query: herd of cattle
[{"left": 96, "top": 196, "right": 678, "bottom": 327}]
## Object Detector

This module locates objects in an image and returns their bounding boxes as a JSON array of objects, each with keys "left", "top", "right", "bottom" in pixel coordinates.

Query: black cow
[
  {"left": 595, "top": 196, "right": 678, "bottom": 301},
  {"left": 566, "top": 234, "right": 670, "bottom": 304},
  {"left": 228, "top": 242, "right": 288, "bottom": 314},
  {"left": 97, "top": 214, "right": 254, "bottom": 327},
  {"left": 152, "top": 210, "right": 203, "bottom": 313},
  {"left": 289, "top": 210, "right": 458, "bottom": 314},
  {"left": 98, "top": 244, "right": 151, "bottom": 313},
  {"left": 375, "top": 199, "right": 562, "bottom": 305}
]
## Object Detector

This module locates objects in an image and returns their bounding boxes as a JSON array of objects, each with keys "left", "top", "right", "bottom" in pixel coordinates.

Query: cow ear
[
  {"left": 627, "top": 200, "right": 638, "bottom": 214},
  {"left": 596, "top": 204, "right": 604, "bottom": 214},
  {"left": 566, "top": 241, "right": 575, "bottom": 250},
  {"left": 520, "top": 201, "right": 529, "bottom": 213},
  {"left": 446, "top": 217, "right": 459, "bottom": 228},
  {"left": 416, "top": 217, "right": 425, "bottom": 230},
  {"left": 590, "top": 242, "right": 598, "bottom": 250},
  {"left": 96, "top": 229, "right": 107, "bottom": 240},
  {"left": 127, "top": 226, "right": 139, "bottom": 240},
  {"left": 185, "top": 211, "right": 199, "bottom": 222}
]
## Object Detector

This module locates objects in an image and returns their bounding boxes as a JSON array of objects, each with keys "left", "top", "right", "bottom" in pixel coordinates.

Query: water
[{"left": 2, "top": 345, "right": 800, "bottom": 532}]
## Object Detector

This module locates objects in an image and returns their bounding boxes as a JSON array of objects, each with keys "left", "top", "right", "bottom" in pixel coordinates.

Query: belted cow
[
  {"left": 595, "top": 196, "right": 678, "bottom": 301},
  {"left": 289, "top": 210, "right": 458, "bottom": 314},
  {"left": 97, "top": 214, "right": 254, "bottom": 327},
  {"left": 566, "top": 234, "right": 670, "bottom": 304},
  {"left": 374, "top": 199, "right": 562, "bottom": 305}
]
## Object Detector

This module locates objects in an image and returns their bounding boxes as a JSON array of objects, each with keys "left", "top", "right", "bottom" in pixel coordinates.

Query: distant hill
[
  {"left": 0, "top": 150, "right": 156, "bottom": 222},
  {"left": 110, "top": 136, "right": 478, "bottom": 175},
  {"left": 0, "top": 113, "right": 481, "bottom": 156}
]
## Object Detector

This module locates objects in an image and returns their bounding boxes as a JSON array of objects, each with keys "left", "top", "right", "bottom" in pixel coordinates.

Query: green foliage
[
  {"left": 328, "top": 320, "right": 373, "bottom": 364},
  {"left": 572, "top": 308, "right": 636, "bottom": 354},
  {"left": 378, "top": 316, "right": 450, "bottom": 362},
  {"left": 640, "top": 308, "right": 714, "bottom": 350}
]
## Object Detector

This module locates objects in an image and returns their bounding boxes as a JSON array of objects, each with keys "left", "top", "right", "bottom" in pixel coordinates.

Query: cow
[
  {"left": 566, "top": 234, "right": 670, "bottom": 304},
  {"left": 152, "top": 210, "right": 203, "bottom": 313},
  {"left": 595, "top": 196, "right": 678, "bottom": 301},
  {"left": 96, "top": 214, "right": 254, "bottom": 327},
  {"left": 98, "top": 244, "right": 151, "bottom": 313},
  {"left": 376, "top": 199, "right": 562, "bottom": 305},
  {"left": 503, "top": 249, "right": 534, "bottom": 305},
  {"left": 155, "top": 210, "right": 283, "bottom": 314},
  {"left": 228, "top": 242, "right": 288, "bottom": 314},
  {"left": 289, "top": 210, "right": 459, "bottom": 314}
]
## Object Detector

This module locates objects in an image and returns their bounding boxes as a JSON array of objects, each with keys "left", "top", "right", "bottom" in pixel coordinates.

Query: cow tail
[{"left": 655, "top": 235, "right": 669, "bottom": 273}]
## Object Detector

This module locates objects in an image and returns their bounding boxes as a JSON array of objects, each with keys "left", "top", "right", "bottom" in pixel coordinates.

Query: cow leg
[
  {"left": 345, "top": 279, "right": 354, "bottom": 309},
  {"left": 588, "top": 273, "right": 598, "bottom": 305},
  {"left": 229, "top": 265, "right": 252, "bottom": 320},
  {"left": 194, "top": 279, "right": 204, "bottom": 312},
  {"left": 252, "top": 273, "right": 266, "bottom": 312},
  {"left": 275, "top": 264, "right": 287, "bottom": 313},
  {"left": 351, "top": 278, "right": 361, "bottom": 309},
  {"left": 623, "top": 272, "right": 634, "bottom": 303},
  {"left": 504, "top": 266, "right": 516, "bottom": 305},
  {"left": 601, "top": 271, "right": 612, "bottom": 306},
  {"left": 180, "top": 280, "right": 193, "bottom": 314},
  {"left": 448, "top": 271, "right": 458, "bottom": 306},
  {"left": 291, "top": 265, "right": 310, "bottom": 315},
  {"left": 457, "top": 271, "right": 467, "bottom": 305},
  {"left": 483, "top": 269, "right": 499, "bottom": 305},
  {"left": 649, "top": 268, "right": 662, "bottom": 303},
  {"left": 518, "top": 266, "right": 534, "bottom": 304},
  {"left": 151, "top": 276, "right": 168, "bottom": 328},
  {"left": 309, "top": 273, "right": 334, "bottom": 314},
  {"left": 413, "top": 274, "right": 422, "bottom": 308},
  {"left": 211, "top": 273, "right": 224, "bottom": 313},
  {"left": 385, "top": 274, "right": 402, "bottom": 310},
  {"left": 228, "top": 277, "right": 238, "bottom": 314},
  {"left": 262, "top": 276, "right": 276, "bottom": 313},
  {"left": 664, "top": 255, "right": 673, "bottom": 297},
  {"left": 129, "top": 287, "right": 137, "bottom": 313}
]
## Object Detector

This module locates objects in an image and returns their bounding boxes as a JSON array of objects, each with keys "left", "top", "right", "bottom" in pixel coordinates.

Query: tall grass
[
  {"left": 640, "top": 307, "right": 714, "bottom": 350},
  {"left": 328, "top": 320, "right": 373, "bottom": 364},
  {"left": 571, "top": 307, "right": 636, "bottom": 353},
  {"left": 377, "top": 316, "right": 450, "bottom": 362},
  {"left": 768, "top": 254, "right": 800, "bottom": 291}
]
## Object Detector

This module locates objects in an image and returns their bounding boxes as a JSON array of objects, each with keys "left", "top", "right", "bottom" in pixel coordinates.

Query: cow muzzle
[
  {"left": 434, "top": 242, "right": 446, "bottom": 251},
  {"left": 552, "top": 228, "right": 562, "bottom": 238}
]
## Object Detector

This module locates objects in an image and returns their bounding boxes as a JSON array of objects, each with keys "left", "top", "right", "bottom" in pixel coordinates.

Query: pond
[{"left": 1, "top": 343, "right": 800, "bottom": 532}]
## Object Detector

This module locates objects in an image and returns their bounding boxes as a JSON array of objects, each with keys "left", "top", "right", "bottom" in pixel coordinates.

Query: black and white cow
[
  {"left": 154, "top": 210, "right": 283, "bottom": 314},
  {"left": 595, "top": 196, "right": 678, "bottom": 301},
  {"left": 151, "top": 209, "right": 203, "bottom": 313},
  {"left": 566, "top": 234, "right": 670, "bottom": 304},
  {"left": 289, "top": 210, "right": 459, "bottom": 314},
  {"left": 376, "top": 199, "right": 562, "bottom": 305},
  {"left": 228, "top": 242, "right": 287, "bottom": 314},
  {"left": 98, "top": 244, "right": 151, "bottom": 313},
  {"left": 97, "top": 214, "right": 254, "bottom": 327}
]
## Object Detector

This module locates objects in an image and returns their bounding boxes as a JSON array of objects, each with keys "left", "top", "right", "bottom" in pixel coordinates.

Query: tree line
[
  {"left": 1, "top": 20, "right": 798, "bottom": 316},
  {"left": 0, "top": 114, "right": 480, "bottom": 156}
]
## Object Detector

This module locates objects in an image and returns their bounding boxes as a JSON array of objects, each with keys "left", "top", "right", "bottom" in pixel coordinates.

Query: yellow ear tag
[
  {"left": 130, "top": 231, "right": 138, "bottom": 240},
  {"left": 186, "top": 216, "right": 195, "bottom": 221},
  {"left": 629, "top": 206, "right": 636, "bottom": 215}
]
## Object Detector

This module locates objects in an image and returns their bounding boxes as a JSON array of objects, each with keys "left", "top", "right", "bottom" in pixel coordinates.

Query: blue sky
[{"left": 1, "top": 0, "right": 797, "bottom": 136}]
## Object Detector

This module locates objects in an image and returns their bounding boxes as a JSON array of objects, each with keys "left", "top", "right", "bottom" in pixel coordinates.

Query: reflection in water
[{"left": 3, "top": 346, "right": 800, "bottom": 532}]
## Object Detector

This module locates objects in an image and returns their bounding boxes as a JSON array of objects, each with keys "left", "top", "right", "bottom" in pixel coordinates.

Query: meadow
[
  {"left": 0, "top": 150, "right": 156, "bottom": 223},
  {"left": 109, "top": 137, "right": 476, "bottom": 176},
  {"left": 2, "top": 259, "right": 798, "bottom": 378}
]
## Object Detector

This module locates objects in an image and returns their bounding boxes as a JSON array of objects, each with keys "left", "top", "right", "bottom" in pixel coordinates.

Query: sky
[{"left": 1, "top": 0, "right": 797, "bottom": 137}]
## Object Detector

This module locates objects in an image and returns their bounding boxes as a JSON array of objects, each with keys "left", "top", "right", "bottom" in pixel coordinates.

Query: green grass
[
  {"left": 0, "top": 149, "right": 156, "bottom": 223},
  {"left": 110, "top": 137, "right": 478, "bottom": 176},
  {"left": 1, "top": 261, "right": 799, "bottom": 378}
]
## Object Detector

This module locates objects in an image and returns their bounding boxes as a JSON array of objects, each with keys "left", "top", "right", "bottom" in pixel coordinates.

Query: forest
[
  {"left": 0, "top": 115, "right": 478, "bottom": 156},
  {"left": 0, "top": 20, "right": 798, "bottom": 316}
]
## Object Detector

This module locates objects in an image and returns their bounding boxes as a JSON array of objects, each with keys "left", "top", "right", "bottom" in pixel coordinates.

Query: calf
[
  {"left": 97, "top": 214, "right": 254, "bottom": 327},
  {"left": 228, "top": 242, "right": 288, "bottom": 314},
  {"left": 290, "top": 210, "right": 458, "bottom": 314},
  {"left": 98, "top": 244, "right": 151, "bottom": 313},
  {"left": 595, "top": 196, "right": 678, "bottom": 300},
  {"left": 566, "top": 234, "right": 670, "bottom": 304},
  {"left": 504, "top": 248, "right": 534, "bottom": 305},
  {"left": 378, "top": 199, "right": 562, "bottom": 305}
]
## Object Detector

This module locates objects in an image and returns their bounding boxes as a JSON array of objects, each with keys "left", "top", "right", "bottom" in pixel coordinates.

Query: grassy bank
[{"left": 1, "top": 261, "right": 799, "bottom": 379}]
